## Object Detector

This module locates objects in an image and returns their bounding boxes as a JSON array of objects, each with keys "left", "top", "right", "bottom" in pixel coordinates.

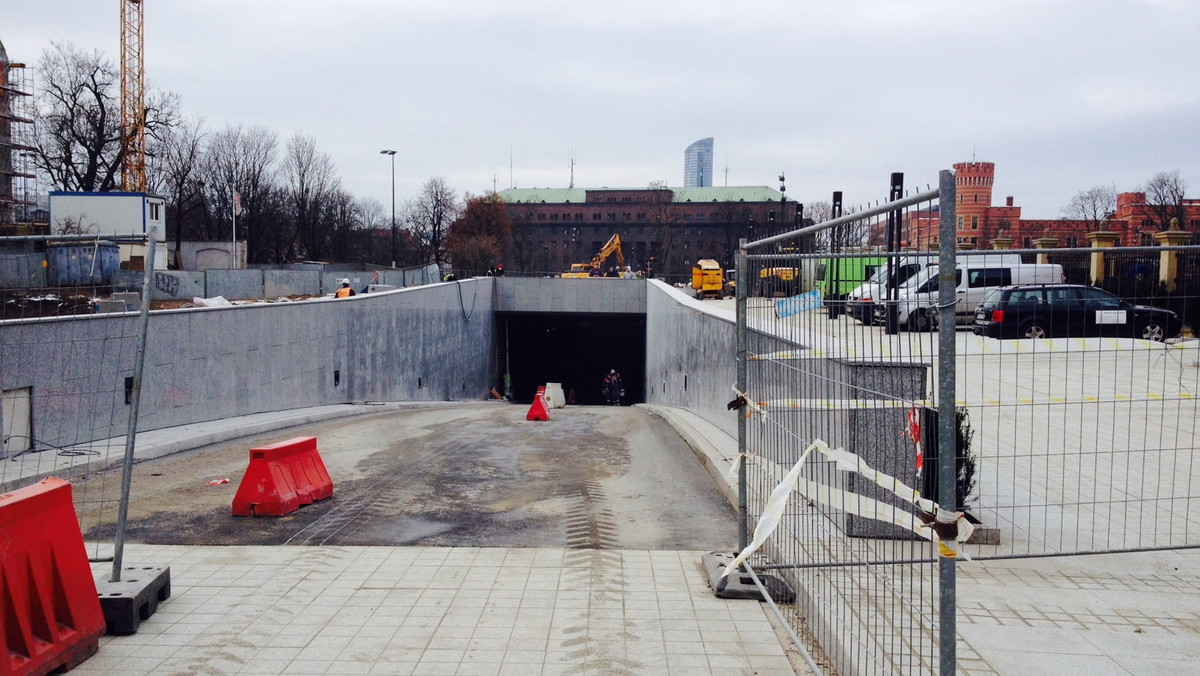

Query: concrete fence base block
[
  {"left": 96, "top": 565, "right": 172, "bottom": 635},
  {"left": 701, "top": 551, "right": 795, "bottom": 603}
]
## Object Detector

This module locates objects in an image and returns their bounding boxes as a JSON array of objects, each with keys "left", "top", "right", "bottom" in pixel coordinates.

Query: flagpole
[{"left": 231, "top": 189, "right": 237, "bottom": 269}]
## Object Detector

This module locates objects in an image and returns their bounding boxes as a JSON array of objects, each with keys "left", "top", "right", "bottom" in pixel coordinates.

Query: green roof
[{"left": 498, "top": 186, "right": 787, "bottom": 204}]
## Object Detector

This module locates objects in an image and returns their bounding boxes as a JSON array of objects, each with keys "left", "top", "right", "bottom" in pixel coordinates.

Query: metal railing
[{"left": 730, "top": 169, "right": 1200, "bottom": 675}]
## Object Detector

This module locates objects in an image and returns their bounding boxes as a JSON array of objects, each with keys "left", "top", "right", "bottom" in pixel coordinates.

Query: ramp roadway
[{"left": 74, "top": 402, "right": 738, "bottom": 551}]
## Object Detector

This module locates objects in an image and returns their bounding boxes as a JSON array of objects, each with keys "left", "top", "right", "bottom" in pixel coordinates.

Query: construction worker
[
  {"left": 334, "top": 278, "right": 355, "bottom": 298},
  {"left": 603, "top": 369, "right": 623, "bottom": 406}
]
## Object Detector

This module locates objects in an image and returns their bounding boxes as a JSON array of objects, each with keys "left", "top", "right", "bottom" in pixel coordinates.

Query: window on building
[
  {"left": 608, "top": 213, "right": 616, "bottom": 220},
  {"left": 592, "top": 213, "right": 601, "bottom": 221},
  {"left": 957, "top": 216, "right": 964, "bottom": 228},
  {"left": 149, "top": 202, "right": 161, "bottom": 221},
  {"left": 971, "top": 216, "right": 979, "bottom": 229},
  {"left": 537, "top": 214, "right": 545, "bottom": 221},
  {"left": 550, "top": 213, "right": 558, "bottom": 221}
]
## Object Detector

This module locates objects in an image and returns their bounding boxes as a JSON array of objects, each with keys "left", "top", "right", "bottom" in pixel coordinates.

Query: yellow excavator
[{"left": 561, "top": 234, "right": 626, "bottom": 278}]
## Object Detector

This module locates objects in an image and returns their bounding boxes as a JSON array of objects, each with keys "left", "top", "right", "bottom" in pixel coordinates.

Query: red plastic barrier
[
  {"left": 526, "top": 386, "right": 550, "bottom": 421},
  {"left": 231, "top": 436, "right": 333, "bottom": 517},
  {"left": 1, "top": 477, "right": 106, "bottom": 676}
]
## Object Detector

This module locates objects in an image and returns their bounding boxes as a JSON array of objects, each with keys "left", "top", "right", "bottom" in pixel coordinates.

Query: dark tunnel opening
[{"left": 496, "top": 313, "right": 646, "bottom": 405}]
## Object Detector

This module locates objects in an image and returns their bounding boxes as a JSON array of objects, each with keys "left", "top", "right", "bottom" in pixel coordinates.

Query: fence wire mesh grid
[
  {"left": 735, "top": 184, "right": 1200, "bottom": 675},
  {"left": 1, "top": 244, "right": 148, "bottom": 565}
]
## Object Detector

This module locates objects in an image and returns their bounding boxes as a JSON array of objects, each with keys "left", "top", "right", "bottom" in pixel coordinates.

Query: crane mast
[{"left": 120, "top": 0, "right": 146, "bottom": 192}]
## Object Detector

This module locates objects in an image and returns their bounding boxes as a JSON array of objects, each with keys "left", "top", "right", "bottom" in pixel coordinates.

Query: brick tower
[{"left": 953, "top": 161, "right": 995, "bottom": 244}]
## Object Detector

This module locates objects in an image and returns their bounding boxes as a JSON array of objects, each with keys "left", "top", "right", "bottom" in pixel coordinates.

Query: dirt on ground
[
  {"left": 1, "top": 289, "right": 326, "bottom": 319},
  {"left": 73, "top": 404, "right": 737, "bottom": 551}
]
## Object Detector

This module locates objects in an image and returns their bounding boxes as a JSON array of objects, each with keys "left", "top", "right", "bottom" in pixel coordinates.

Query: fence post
[
  {"left": 1086, "top": 231, "right": 1120, "bottom": 284},
  {"left": 1032, "top": 235, "right": 1059, "bottom": 265},
  {"left": 735, "top": 239, "right": 748, "bottom": 551},
  {"left": 1153, "top": 218, "right": 1190, "bottom": 292},
  {"left": 111, "top": 226, "right": 157, "bottom": 582},
  {"left": 936, "top": 170, "right": 958, "bottom": 676}
]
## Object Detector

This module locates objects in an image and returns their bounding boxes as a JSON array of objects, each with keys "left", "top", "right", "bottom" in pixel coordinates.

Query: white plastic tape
[{"left": 721, "top": 439, "right": 973, "bottom": 578}]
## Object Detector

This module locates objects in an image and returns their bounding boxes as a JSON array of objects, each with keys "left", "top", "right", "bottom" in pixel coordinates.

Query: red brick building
[
  {"left": 904, "top": 162, "right": 1200, "bottom": 250},
  {"left": 499, "top": 186, "right": 799, "bottom": 281}
]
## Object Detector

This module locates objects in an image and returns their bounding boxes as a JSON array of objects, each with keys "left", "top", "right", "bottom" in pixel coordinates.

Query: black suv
[{"left": 972, "top": 284, "right": 1180, "bottom": 341}]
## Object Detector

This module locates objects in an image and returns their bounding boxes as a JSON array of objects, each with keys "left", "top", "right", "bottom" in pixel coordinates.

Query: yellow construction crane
[{"left": 120, "top": 0, "right": 146, "bottom": 193}]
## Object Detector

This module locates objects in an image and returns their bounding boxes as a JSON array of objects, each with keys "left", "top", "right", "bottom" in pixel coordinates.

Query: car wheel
[
  {"left": 912, "top": 310, "right": 933, "bottom": 332},
  {"left": 1138, "top": 320, "right": 1166, "bottom": 342},
  {"left": 1021, "top": 321, "right": 1048, "bottom": 339},
  {"left": 928, "top": 307, "right": 941, "bottom": 330}
]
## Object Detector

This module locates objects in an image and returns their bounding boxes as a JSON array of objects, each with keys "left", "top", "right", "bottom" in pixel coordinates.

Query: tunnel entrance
[{"left": 496, "top": 312, "right": 646, "bottom": 405}]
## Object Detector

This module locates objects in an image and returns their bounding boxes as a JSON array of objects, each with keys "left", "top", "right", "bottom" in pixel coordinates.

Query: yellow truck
[
  {"left": 758, "top": 267, "right": 801, "bottom": 297},
  {"left": 562, "top": 234, "right": 625, "bottom": 278},
  {"left": 691, "top": 259, "right": 726, "bottom": 299}
]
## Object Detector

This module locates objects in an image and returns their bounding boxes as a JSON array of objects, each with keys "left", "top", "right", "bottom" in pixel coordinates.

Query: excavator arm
[{"left": 592, "top": 234, "right": 625, "bottom": 270}]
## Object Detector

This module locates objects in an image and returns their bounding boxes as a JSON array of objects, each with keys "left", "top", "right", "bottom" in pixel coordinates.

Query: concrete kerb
[{"left": 639, "top": 403, "right": 739, "bottom": 508}]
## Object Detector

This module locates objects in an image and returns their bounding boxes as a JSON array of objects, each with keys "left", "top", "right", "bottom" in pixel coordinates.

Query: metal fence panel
[{"left": 734, "top": 176, "right": 1200, "bottom": 676}]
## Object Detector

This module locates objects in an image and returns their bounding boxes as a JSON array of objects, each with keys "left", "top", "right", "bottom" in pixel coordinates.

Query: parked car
[
  {"left": 876, "top": 262, "right": 1064, "bottom": 331},
  {"left": 972, "top": 284, "right": 1180, "bottom": 341}
]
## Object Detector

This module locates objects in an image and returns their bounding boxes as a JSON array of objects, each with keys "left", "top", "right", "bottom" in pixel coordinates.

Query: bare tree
[
  {"left": 407, "top": 177, "right": 460, "bottom": 266},
  {"left": 716, "top": 200, "right": 753, "bottom": 267},
  {"left": 507, "top": 203, "right": 541, "bottom": 274},
  {"left": 1062, "top": 184, "right": 1116, "bottom": 233},
  {"left": 282, "top": 133, "right": 340, "bottom": 260},
  {"left": 1144, "top": 170, "right": 1188, "bottom": 230},
  {"left": 645, "top": 180, "right": 682, "bottom": 277},
  {"left": 199, "top": 124, "right": 279, "bottom": 261},
  {"left": 34, "top": 41, "right": 177, "bottom": 192},
  {"left": 148, "top": 115, "right": 206, "bottom": 267}
]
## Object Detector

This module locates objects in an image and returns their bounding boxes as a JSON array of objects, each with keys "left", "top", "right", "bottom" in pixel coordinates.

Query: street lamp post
[{"left": 380, "top": 150, "right": 397, "bottom": 267}]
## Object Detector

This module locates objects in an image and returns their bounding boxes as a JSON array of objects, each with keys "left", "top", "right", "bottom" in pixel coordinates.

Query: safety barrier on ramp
[
  {"left": 526, "top": 386, "right": 550, "bottom": 421},
  {"left": 232, "top": 437, "right": 333, "bottom": 517},
  {"left": 1, "top": 477, "right": 107, "bottom": 676}
]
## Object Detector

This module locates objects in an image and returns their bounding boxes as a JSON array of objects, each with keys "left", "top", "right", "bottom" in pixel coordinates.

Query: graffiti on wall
[{"left": 154, "top": 271, "right": 181, "bottom": 297}]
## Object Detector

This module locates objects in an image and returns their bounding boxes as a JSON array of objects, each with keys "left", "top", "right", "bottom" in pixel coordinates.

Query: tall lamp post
[{"left": 380, "top": 149, "right": 397, "bottom": 267}]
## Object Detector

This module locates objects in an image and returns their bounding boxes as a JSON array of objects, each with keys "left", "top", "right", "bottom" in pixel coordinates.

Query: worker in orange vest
[{"left": 334, "top": 278, "right": 356, "bottom": 298}]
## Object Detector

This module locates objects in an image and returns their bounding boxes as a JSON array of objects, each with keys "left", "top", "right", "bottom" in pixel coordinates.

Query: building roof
[{"left": 497, "top": 186, "right": 787, "bottom": 204}]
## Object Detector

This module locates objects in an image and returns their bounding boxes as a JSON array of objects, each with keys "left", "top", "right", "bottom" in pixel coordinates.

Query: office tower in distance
[{"left": 684, "top": 138, "right": 713, "bottom": 188}]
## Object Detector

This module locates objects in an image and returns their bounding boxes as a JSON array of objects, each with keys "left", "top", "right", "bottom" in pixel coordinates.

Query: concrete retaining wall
[
  {"left": 0, "top": 278, "right": 494, "bottom": 449},
  {"left": 0, "top": 254, "right": 47, "bottom": 289},
  {"left": 644, "top": 282, "right": 740, "bottom": 438},
  {"left": 495, "top": 277, "right": 646, "bottom": 314},
  {"left": 264, "top": 270, "right": 321, "bottom": 298}
]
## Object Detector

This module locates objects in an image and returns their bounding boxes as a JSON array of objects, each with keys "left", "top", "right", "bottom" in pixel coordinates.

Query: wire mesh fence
[
  {"left": 1, "top": 234, "right": 152, "bottom": 570},
  {"left": 733, "top": 178, "right": 1200, "bottom": 675}
]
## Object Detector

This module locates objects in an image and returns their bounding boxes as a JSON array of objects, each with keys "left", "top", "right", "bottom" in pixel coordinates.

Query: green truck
[{"left": 814, "top": 255, "right": 886, "bottom": 313}]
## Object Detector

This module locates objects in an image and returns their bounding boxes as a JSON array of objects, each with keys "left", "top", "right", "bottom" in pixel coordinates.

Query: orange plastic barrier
[
  {"left": 1, "top": 477, "right": 106, "bottom": 676},
  {"left": 526, "top": 386, "right": 550, "bottom": 421},
  {"left": 231, "top": 436, "right": 334, "bottom": 517}
]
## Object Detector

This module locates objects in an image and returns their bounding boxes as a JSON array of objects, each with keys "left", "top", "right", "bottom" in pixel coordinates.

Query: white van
[
  {"left": 880, "top": 261, "right": 1064, "bottom": 331},
  {"left": 845, "top": 254, "right": 937, "bottom": 324}
]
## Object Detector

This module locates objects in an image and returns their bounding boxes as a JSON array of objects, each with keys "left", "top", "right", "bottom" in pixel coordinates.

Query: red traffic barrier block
[
  {"left": 526, "top": 386, "right": 550, "bottom": 421},
  {"left": 232, "top": 436, "right": 333, "bottom": 517},
  {"left": 1, "top": 477, "right": 106, "bottom": 676}
]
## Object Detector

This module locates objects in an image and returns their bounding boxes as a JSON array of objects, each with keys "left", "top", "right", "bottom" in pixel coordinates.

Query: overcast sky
[{"left": 4, "top": 0, "right": 1199, "bottom": 219}]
